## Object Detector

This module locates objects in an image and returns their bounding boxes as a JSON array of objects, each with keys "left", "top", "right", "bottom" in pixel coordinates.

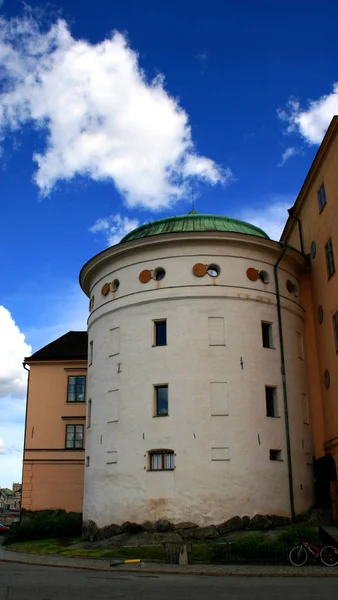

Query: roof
[
  {"left": 281, "top": 115, "right": 338, "bottom": 241},
  {"left": 25, "top": 331, "right": 88, "bottom": 363},
  {"left": 120, "top": 213, "right": 269, "bottom": 243},
  {"left": 0, "top": 488, "right": 13, "bottom": 496}
]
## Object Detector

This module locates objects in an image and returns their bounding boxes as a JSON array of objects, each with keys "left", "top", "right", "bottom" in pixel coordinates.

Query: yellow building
[
  {"left": 22, "top": 332, "right": 87, "bottom": 513},
  {"left": 281, "top": 115, "right": 338, "bottom": 513}
]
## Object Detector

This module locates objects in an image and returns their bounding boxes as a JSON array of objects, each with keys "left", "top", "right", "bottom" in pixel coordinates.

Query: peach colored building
[
  {"left": 22, "top": 332, "right": 87, "bottom": 513},
  {"left": 281, "top": 116, "right": 338, "bottom": 511}
]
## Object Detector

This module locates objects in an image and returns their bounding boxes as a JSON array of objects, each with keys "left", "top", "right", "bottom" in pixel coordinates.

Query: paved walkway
[{"left": 1, "top": 544, "right": 338, "bottom": 577}]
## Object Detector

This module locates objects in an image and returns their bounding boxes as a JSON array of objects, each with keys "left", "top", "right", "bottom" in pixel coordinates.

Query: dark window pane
[
  {"left": 155, "top": 321, "right": 167, "bottom": 346},
  {"left": 325, "top": 238, "right": 335, "bottom": 278},
  {"left": 66, "top": 424, "right": 83, "bottom": 448},
  {"left": 156, "top": 386, "right": 168, "bottom": 415},
  {"left": 266, "top": 387, "right": 277, "bottom": 417},
  {"left": 333, "top": 312, "right": 338, "bottom": 352},
  {"left": 262, "top": 323, "right": 272, "bottom": 348},
  {"left": 67, "top": 376, "right": 86, "bottom": 402},
  {"left": 318, "top": 183, "right": 327, "bottom": 212}
]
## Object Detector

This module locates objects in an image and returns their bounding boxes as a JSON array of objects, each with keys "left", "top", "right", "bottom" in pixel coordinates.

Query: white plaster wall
[{"left": 82, "top": 234, "right": 314, "bottom": 527}]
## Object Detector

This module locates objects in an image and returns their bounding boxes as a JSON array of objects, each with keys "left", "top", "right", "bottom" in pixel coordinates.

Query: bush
[
  {"left": 277, "top": 523, "right": 319, "bottom": 545},
  {"left": 4, "top": 511, "right": 82, "bottom": 545}
]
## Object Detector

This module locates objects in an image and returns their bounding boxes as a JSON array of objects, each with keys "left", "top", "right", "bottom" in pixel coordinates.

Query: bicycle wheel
[
  {"left": 289, "top": 545, "right": 308, "bottom": 566},
  {"left": 320, "top": 546, "right": 338, "bottom": 567}
]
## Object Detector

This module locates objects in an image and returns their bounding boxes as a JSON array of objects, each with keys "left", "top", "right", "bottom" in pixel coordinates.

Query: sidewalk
[{"left": 1, "top": 544, "right": 338, "bottom": 577}]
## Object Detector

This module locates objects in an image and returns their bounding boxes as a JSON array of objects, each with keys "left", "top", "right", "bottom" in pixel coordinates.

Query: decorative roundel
[
  {"left": 310, "top": 240, "right": 316, "bottom": 259},
  {"left": 324, "top": 369, "right": 331, "bottom": 389},
  {"left": 286, "top": 279, "right": 295, "bottom": 294},
  {"left": 89, "top": 296, "right": 95, "bottom": 311},
  {"left": 259, "top": 270, "right": 270, "bottom": 284},
  {"left": 246, "top": 267, "right": 259, "bottom": 282},
  {"left": 193, "top": 263, "right": 208, "bottom": 277},
  {"left": 318, "top": 305, "right": 324, "bottom": 324},
  {"left": 101, "top": 283, "right": 110, "bottom": 296},
  {"left": 139, "top": 269, "right": 152, "bottom": 283},
  {"left": 207, "top": 264, "right": 220, "bottom": 277},
  {"left": 111, "top": 279, "right": 120, "bottom": 292},
  {"left": 153, "top": 267, "right": 166, "bottom": 281}
]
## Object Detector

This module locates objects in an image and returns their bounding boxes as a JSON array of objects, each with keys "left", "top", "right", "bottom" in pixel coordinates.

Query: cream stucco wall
[{"left": 81, "top": 232, "right": 314, "bottom": 527}]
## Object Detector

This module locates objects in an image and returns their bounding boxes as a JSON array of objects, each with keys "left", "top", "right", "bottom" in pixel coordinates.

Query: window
[
  {"left": 65, "top": 424, "right": 84, "bottom": 449},
  {"left": 154, "top": 385, "right": 168, "bottom": 416},
  {"left": 67, "top": 376, "right": 86, "bottom": 402},
  {"left": 89, "top": 341, "right": 93, "bottom": 366},
  {"left": 207, "top": 264, "right": 220, "bottom": 277},
  {"left": 302, "top": 392, "right": 310, "bottom": 425},
  {"left": 317, "top": 183, "right": 327, "bottom": 212},
  {"left": 333, "top": 311, "right": 338, "bottom": 352},
  {"left": 149, "top": 450, "right": 174, "bottom": 470},
  {"left": 86, "top": 456, "right": 90, "bottom": 467},
  {"left": 154, "top": 320, "right": 167, "bottom": 346},
  {"left": 265, "top": 386, "right": 278, "bottom": 417},
  {"left": 269, "top": 449, "right": 282, "bottom": 461},
  {"left": 325, "top": 238, "right": 335, "bottom": 279},
  {"left": 153, "top": 267, "right": 166, "bottom": 281},
  {"left": 296, "top": 331, "right": 304, "bottom": 359},
  {"left": 262, "top": 322, "right": 273, "bottom": 348},
  {"left": 259, "top": 270, "right": 270, "bottom": 284},
  {"left": 87, "top": 399, "right": 92, "bottom": 428}
]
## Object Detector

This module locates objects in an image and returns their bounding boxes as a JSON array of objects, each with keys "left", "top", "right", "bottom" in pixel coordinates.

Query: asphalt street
[{"left": 0, "top": 562, "right": 337, "bottom": 600}]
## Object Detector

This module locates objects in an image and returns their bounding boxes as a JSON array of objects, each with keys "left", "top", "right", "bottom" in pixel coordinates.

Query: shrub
[
  {"left": 277, "top": 523, "right": 319, "bottom": 545},
  {"left": 4, "top": 511, "right": 82, "bottom": 545}
]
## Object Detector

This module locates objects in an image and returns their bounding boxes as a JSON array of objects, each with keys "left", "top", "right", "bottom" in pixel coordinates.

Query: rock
[
  {"left": 268, "top": 515, "right": 291, "bottom": 528},
  {"left": 173, "top": 521, "right": 198, "bottom": 531},
  {"left": 120, "top": 521, "right": 142, "bottom": 534},
  {"left": 156, "top": 519, "right": 172, "bottom": 532},
  {"left": 181, "top": 525, "right": 218, "bottom": 540},
  {"left": 82, "top": 519, "right": 99, "bottom": 541},
  {"left": 242, "top": 516, "right": 250, "bottom": 529},
  {"left": 217, "top": 516, "right": 243, "bottom": 535},
  {"left": 249, "top": 514, "right": 272, "bottom": 530},
  {"left": 141, "top": 520, "right": 156, "bottom": 531},
  {"left": 100, "top": 524, "right": 122, "bottom": 539}
]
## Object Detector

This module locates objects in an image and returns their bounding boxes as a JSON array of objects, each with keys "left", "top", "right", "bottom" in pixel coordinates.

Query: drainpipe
[{"left": 274, "top": 244, "right": 296, "bottom": 521}]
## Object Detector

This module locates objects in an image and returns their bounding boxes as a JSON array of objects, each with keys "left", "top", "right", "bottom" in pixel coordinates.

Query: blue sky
[{"left": 1, "top": 0, "right": 338, "bottom": 487}]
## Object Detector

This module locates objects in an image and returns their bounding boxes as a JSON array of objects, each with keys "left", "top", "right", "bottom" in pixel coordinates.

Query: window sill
[
  {"left": 153, "top": 414, "right": 169, "bottom": 418},
  {"left": 147, "top": 469, "right": 174, "bottom": 472},
  {"left": 64, "top": 447, "right": 84, "bottom": 451},
  {"left": 328, "top": 271, "right": 336, "bottom": 281},
  {"left": 66, "top": 401, "right": 86, "bottom": 404},
  {"left": 266, "top": 415, "right": 280, "bottom": 418},
  {"left": 263, "top": 347, "right": 276, "bottom": 350}
]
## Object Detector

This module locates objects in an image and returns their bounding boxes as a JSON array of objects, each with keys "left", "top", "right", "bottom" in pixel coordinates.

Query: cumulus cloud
[
  {"left": 0, "top": 306, "right": 31, "bottom": 398},
  {"left": 90, "top": 213, "right": 139, "bottom": 246},
  {"left": 0, "top": 307, "right": 31, "bottom": 487},
  {"left": 239, "top": 195, "right": 294, "bottom": 241},
  {"left": 0, "top": 10, "right": 228, "bottom": 209},
  {"left": 277, "top": 146, "right": 302, "bottom": 167},
  {"left": 278, "top": 84, "right": 338, "bottom": 145}
]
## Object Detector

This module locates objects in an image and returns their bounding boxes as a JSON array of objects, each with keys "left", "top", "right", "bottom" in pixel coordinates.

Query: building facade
[
  {"left": 22, "top": 332, "right": 87, "bottom": 513},
  {"left": 80, "top": 215, "right": 314, "bottom": 528},
  {"left": 281, "top": 115, "right": 338, "bottom": 509}
]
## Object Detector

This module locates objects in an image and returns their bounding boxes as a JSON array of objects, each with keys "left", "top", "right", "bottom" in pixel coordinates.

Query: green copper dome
[{"left": 120, "top": 213, "right": 269, "bottom": 243}]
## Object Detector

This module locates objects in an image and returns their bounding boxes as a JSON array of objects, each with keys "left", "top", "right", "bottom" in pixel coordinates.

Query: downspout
[
  {"left": 20, "top": 362, "right": 30, "bottom": 521},
  {"left": 274, "top": 243, "right": 296, "bottom": 521}
]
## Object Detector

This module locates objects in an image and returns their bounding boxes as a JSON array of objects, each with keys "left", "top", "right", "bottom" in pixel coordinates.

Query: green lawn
[{"left": 7, "top": 538, "right": 164, "bottom": 560}]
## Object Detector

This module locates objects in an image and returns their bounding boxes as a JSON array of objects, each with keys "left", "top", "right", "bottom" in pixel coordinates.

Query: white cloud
[
  {"left": 0, "top": 10, "right": 229, "bottom": 209},
  {"left": 278, "top": 84, "right": 338, "bottom": 144},
  {"left": 239, "top": 195, "right": 294, "bottom": 241},
  {"left": 0, "top": 306, "right": 31, "bottom": 398},
  {"left": 277, "top": 146, "right": 302, "bottom": 167},
  {"left": 90, "top": 213, "right": 139, "bottom": 246},
  {"left": 0, "top": 307, "right": 31, "bottom": 487}
]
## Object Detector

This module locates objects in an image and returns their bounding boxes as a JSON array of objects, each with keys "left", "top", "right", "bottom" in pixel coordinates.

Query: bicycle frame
[{"left": 301, "top": 541, "right": 321, "bottom": 558}]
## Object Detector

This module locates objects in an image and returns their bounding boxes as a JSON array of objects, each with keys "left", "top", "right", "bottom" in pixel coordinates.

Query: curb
[{"left": 1, "top": 557, "right": 338, "bottom": 577}]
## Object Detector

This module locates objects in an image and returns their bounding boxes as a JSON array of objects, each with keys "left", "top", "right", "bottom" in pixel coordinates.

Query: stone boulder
[
  {"left": 249, "top": 514, "right": 273, "bottom": 530},
  {"left": 217, "top": 516, "right": 244, "bottom": 536},
  {"left": 82, "top": 519, "right": 99, "bottom": 542},
  {"left": 268, "top": 515, "right": 291, "bottom": 528},
  {"left": 173, "top": 521, "right": 198, "bottom": 531},
  {"left": 181, "top": 525, "right": 218, "bottom": 540},
  {"left": 242, "top": 516, "right": 250, "bottom": 529},
  {"left": 100, "top": 523, "right": 122, "bottom": 539},
  {"left": 156, "top": 519, "right": 172, "bottom": 532},
  {"left": 120, "top": 521, "right": 142, "bottom": 534}
]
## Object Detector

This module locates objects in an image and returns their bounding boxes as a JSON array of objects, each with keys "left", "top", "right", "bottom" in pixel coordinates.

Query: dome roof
[{"left": 120, "top": 213, "right": 269, "bottom": 243}]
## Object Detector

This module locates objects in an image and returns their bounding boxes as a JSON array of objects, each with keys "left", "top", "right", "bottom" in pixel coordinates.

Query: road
[{"left": 0, "top": 562, "right": 337, "bottom": 600}]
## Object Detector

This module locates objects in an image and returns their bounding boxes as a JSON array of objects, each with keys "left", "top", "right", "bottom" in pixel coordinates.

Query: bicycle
[{"left": 289, "top": 540, "right": 338, "bottom": 566}]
